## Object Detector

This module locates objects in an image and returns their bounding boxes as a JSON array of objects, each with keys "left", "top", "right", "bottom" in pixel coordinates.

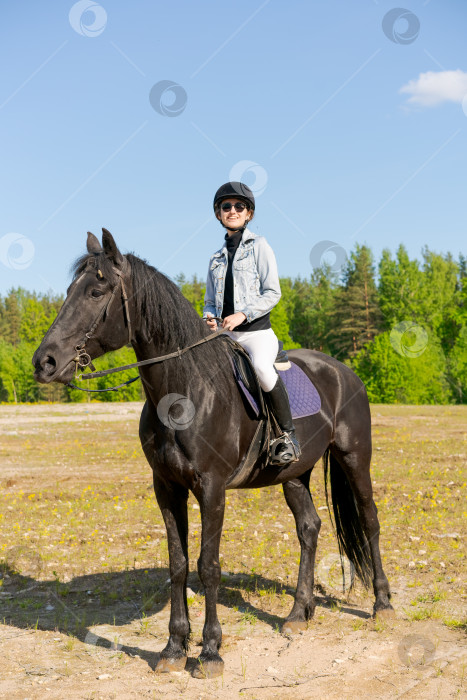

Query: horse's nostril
[{"left": 43, "top": 355, "right": 57, "bottom": 374}]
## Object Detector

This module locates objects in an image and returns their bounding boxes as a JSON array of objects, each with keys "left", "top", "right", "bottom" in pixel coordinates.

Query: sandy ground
[
  {"left": 0, "top": 607, "right": 464, "bottom": 699},
  {"left": 0, "top": 402, "right": 465, "bottom": 698}
]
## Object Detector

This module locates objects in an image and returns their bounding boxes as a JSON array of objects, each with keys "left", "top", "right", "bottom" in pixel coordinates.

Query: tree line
[{"left": 0, "top": 243, "right": 465, "bottom": 404}]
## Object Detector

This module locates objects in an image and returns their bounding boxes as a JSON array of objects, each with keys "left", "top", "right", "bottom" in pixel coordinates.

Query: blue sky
[{"left": 0, "top": 0, "right": 466, "bottom": 295}]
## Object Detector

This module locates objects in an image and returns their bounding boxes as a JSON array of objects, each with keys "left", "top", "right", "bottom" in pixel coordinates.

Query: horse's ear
[
  {"left": 102, "top": 228, "right": 123, "bottom": 266},
  {"left": 87, "top": 231, "right": 102, "bottom": 254}
]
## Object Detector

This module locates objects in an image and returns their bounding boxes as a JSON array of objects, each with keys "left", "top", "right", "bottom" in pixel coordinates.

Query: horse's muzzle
[{"left": 33, "top": 348, "right": 74, "bottom": 384}]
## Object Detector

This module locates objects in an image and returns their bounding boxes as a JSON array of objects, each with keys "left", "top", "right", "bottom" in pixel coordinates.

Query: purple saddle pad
[
  {"left": 280, "top": 361, "right": 321, "bottom": 419},
  {"left": 236, "top": 360, "right": 321, "bottom": 419}
]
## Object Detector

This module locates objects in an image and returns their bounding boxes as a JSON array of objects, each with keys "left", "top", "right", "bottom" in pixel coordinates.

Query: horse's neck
[
  {"left": 132, "top": 322, "right": 207, "bottom": 359},
  {"left": 129, "top": 263, "right": 207, "bottom": 356},
  {"left": 127, "top": 262, "right": 212, "bottom": 399},
  {"left": 131, "top": 320, "right": 208, "bottom": 404}
]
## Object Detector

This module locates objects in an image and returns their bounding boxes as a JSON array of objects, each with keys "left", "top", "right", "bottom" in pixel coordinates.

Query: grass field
[{"left": 0, "top": 402, "right": 465, "bottom": 699}]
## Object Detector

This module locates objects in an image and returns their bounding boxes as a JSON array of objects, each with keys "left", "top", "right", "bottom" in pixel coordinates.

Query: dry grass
[{"left": 0, "top": 402, "right": 465, "bottom": 698}]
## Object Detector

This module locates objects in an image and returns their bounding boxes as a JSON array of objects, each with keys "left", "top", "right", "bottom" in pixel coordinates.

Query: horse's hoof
[
  {"left": 155, "top": 656, "right": 187, "bottom": 673},
  {"left": 192, "top": 660, "right": 224, "bottom": 679},
  {"left": 281, "top": 620, "right": 307, "bottom": 635},
  {"left": 375, "top": 606, "right": 396, "bottom": 620}
]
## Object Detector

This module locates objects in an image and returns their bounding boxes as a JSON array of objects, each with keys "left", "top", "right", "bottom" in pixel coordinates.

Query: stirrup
[{"left": 269, "top": 432, "right": 301, "bottom": 467}]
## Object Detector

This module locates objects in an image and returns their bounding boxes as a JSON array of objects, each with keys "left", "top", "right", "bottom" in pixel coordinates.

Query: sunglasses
[{"left": 220, "top": 201, "right": 248, "bottom": 212}]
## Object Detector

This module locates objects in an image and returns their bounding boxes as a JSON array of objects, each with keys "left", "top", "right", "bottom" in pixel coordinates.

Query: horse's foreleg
[
  {"left": 153, "top": 476, "right": 190, "bottom": 673},
  {"left": 192, "top": 480, "right": 225, "bottom": 679},
  {"left": 281, "top": 474, "right": 321, "bottom": 634}
]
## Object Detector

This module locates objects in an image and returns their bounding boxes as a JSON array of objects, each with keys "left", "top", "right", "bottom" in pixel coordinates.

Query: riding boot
[{"left": 265, "top": 375, "right": 301, "bottom": 466}]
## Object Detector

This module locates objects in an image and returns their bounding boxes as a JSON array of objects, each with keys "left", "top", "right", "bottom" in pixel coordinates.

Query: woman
[{"left": 203, "top": 181, "right": 301, "bottom": 466}]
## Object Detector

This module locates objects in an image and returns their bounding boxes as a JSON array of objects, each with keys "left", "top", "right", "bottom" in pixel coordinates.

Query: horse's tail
[{"left": 323, "top": 447, "right": 372, "bottom": 589}]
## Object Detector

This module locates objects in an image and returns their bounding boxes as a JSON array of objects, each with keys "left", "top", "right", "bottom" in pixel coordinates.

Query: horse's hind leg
[
  {"left": 281, "top": 472, "right": 321, "bottom": 634},
  {"left": 331, "top": 447, "right": 394, "bottom": 618}
]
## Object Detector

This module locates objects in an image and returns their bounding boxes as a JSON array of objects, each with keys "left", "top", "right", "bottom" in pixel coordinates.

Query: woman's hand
[
  {"left": 205, "top": 313, "right": 218, "bottom": 332},
  {"left": 222, "top": 312, "right": 247, "bottom": 331}
]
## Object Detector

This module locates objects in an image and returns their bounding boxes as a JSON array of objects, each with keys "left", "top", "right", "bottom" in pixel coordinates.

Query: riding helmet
[{"left": 213, "top": 182, "right": 255, "bottom": 211}]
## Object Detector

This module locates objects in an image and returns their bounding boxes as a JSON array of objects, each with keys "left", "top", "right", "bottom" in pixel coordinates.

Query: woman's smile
[{"left": 217, "top": 197, "right": 251, "bottom": 231}]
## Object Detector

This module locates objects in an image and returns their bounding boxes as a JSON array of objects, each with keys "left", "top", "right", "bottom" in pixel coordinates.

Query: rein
[
  {"left": 67, "top": 375, "right": 141, "bottom": 393},
  {"left": 77, "top": 327, "right": 226, "bottom": 382},
  {"left": 67, "top": 263, "right": 226, "bottom": 393}
]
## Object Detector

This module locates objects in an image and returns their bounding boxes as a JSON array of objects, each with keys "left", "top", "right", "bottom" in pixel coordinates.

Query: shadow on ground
[{"left": 0, "top": 562, "right": 371, "bottom": 671}]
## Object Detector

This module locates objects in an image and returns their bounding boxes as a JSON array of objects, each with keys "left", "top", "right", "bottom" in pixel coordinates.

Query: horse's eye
[{"left": 91, "top": 289, "right": 104, "bottom": 298}]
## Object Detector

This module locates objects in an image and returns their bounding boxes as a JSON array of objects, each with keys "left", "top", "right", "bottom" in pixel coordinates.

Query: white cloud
[{"left": 400, "top": 69, "right": 467, "bottom": 107}]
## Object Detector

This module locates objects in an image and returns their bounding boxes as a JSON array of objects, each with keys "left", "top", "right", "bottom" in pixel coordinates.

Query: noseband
[{"left": 72, "top": 259, "right": 132, "bottom": 377}]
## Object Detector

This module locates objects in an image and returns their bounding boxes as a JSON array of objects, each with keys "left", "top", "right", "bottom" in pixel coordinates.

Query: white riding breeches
[{"left": 223, "top": 327, "right": 279, "bottom": 392}]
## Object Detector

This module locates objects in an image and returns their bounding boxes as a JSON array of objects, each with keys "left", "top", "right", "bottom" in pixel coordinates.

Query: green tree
[
  {"left": 2, "top": 292, "right": 21, "bottom": 345},
  {"left": 328, "top": 245, "right": 381, "bottom": 358},
  {"left": 0, "top": 339, "right": 41, "bottom": 402},
  {"left": 290, "top": 267, "right": 338, "bottom": 352},
  {"left": 0, "top": 339, "right": 18, "bottom": 402},
  {"left": 453, "top": 254, "right": 466, "bottom": 328},
  {"left": 0, "top": 245, "right": 464, "bottom": 405},
  {"left": 349, "top": 330, "right": 451, "bottom": 404},
  {"left": 447, "top": 324, "right": 467, "bottom": 403},
  {"left": 20, "top": 298, "right": 56, "bottom": 344},
  {"left": 175, "top": 273, "right": 206, "bottom": 317},
  {"left": 378, "top": 245, "right": 424, "bottom": 328},
  {"left": 66, "top": 346, "right": 144, "bottom": 403},
  {"left": 418, "top": 248, "right": 460, "bottom": 352},
  {"left": 271, "top": 280, "right": 301, "bottom": 349}
]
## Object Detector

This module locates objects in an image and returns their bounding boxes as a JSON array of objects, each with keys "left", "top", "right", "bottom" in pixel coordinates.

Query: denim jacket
[{"left": 203, "top": 228, "right": 281, "bottom": 323}]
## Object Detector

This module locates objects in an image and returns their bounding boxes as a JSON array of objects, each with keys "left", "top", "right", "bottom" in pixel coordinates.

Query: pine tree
[
  {"left": 328, "top": 245, "right": 381, "bottom": 358},
  {"left": 453, "top": 254, "right": 466, "bottom": 328},
  {"left": 290, "top": 267, "right": 338, "bottom": 352},
  {"left": 3, "top": 292, "right": 21, "bottom": 345},
  {"left": 378, "top": 245, "right": 424, "bottom": 328},
  {"left": 418, "top": 248, "right": 460, "bottom": 351}
]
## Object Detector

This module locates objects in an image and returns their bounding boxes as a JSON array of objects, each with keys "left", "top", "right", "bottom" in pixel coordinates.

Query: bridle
[
  {"left": 68, "top": 258, "right": 226, "bottom": 393},
  {"left": 71, "top": 259, "right": 132, "bottom": 379}
]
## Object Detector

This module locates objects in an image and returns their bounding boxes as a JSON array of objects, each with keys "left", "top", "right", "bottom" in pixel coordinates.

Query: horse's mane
[{"left": 71, "top": 251, "right": 233, "bottom": 395}]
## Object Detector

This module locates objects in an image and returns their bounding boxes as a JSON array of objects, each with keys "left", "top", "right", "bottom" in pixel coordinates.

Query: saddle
[
  {"left": 227, "top": 337, "right": 289, "bottom": 420},
  {"left": 223, "top": 337, "right": 291, "bottom": 488},
  {"left": 222, "top": 336, "right": 321, "bottom": 489}
]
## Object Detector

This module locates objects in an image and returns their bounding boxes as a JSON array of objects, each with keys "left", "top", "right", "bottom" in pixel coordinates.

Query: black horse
[{"left": 33, "top": 229, "right": 394, "bottom": 678}]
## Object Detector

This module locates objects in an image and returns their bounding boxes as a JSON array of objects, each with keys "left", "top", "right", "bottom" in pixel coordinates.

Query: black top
[{"left": 221, "top": 230, "right": 271, "bottom": 332}]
